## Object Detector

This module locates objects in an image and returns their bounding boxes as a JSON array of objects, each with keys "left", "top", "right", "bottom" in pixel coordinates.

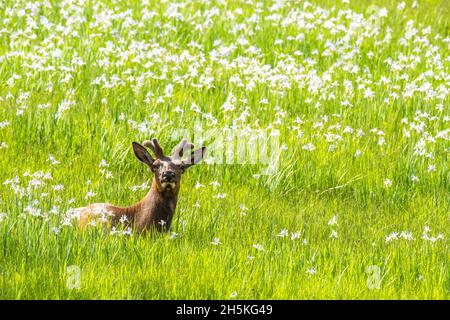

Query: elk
[{"left": 77, "top": 139, "right": 206, "bottom": 233}]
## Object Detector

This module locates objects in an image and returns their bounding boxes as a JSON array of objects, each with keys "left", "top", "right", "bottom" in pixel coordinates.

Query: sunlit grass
[{"left": 0, "top": 0, "right": 449, "bottom": 299}]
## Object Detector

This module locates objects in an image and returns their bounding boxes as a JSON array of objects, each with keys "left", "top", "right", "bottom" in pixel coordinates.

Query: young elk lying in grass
[{"left": 77, "top": 139, "right": 206, "bottom": 233}]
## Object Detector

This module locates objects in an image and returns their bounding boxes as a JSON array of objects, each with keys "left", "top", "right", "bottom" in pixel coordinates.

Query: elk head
[{"left": 132, "top": 138, "right": 206, "bottom": 193}]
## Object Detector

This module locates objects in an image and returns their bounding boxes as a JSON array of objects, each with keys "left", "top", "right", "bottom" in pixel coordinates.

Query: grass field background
[{"left": 0, "top": 0, "right": 449, "bottom": 299}]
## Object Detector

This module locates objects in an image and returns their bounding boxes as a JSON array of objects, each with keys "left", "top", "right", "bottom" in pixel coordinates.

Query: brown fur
[{"left": 77, "top": 139, "right": 205, "bottom": 234}]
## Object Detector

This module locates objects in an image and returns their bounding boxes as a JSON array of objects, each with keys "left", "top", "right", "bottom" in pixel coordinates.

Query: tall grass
[{"left": 0, "top": 0, "right": 448, "bottom": 299}]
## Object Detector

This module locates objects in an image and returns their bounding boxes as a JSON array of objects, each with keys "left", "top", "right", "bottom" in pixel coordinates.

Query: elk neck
[{"left": 134, "top": 178, "right": 180, "bottom": 231}]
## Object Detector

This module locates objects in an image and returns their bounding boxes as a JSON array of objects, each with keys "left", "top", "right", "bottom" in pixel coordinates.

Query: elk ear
[
  {"left": 183, "top": 147, "right": 207, "bottom": 169},
  {"left": 132, "top": 142, "right": 154, "bottom": 167}
]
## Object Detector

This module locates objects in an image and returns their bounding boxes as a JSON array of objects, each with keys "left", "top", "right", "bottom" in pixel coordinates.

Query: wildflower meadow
[{"left": 0, "top": 0, "right": 449, "bottom": 299}]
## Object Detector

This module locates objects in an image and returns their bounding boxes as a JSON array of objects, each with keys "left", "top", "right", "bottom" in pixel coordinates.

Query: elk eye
[{"left": 179, "top": 164, "right": 185, "bottom": 172}]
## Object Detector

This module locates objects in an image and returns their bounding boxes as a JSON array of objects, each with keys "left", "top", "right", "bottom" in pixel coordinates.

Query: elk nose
[{"left": 163, "top": 171, "right": 175, "bottom": 181}]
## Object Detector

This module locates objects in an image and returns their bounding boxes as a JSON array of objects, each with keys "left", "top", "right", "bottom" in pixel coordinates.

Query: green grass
[{"left": 0, "top": 0, "right": 449, "bottom": 299}]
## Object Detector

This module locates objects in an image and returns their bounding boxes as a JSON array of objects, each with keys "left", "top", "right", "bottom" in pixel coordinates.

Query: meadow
[{"left": 0, "top": 0, "right": 449, "bottom": 299}]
